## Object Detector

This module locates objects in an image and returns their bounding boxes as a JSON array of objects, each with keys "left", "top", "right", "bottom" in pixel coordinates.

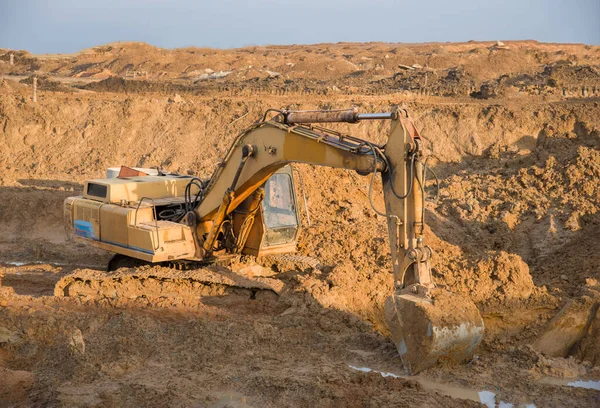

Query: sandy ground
[{"left": 0, "top": 41, "right": 599, "bottom": 407}]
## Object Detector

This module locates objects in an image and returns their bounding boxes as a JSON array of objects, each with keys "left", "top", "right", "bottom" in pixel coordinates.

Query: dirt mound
[
  {"left": 380, "top": 65, "right": 475, "bottom": 97},
  {"left": 80, "top": 76, "right": 196, "bottom": 95},
  {"left": 0, "top": 50, "right": 40, "bottom": 74},
  {"left": 432, "top": 250, "right": 536, "bottom": 305},
  {"left": 432, "top": 122, "right": 600, "bottom": 296},
  {"left": 5, "top": 40, "right": 599, "bottom": 98},
  {"left": 471, "top": 62, "right": 600, "bottom": 99}
]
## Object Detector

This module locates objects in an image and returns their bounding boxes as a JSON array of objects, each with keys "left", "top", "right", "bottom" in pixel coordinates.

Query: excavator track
[
  {"left": 106, "top": 254, "right": 234, "bottom": 272},
  {"left": 54, "top": 254, "right": 321, "bottom": 304},
  {"left": 55, "top": 260, "right": 284, "bottom": 305},
  {"left": 106, "top": 253, "right": 321, "bottom": 273},
  {"left": 54, "top": 253, "right": 322, "bottom": 304}
]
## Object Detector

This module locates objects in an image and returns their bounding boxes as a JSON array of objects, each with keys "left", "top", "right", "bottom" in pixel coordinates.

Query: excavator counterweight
[{"left": 61, "top": 107, "right": 484, "bottom": 374}]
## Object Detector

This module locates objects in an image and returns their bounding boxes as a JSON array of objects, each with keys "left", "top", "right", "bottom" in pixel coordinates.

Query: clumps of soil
[
  {"left": 534, "top": 354, "right": 591, "bottom": 378},
  {"left": 439, "top": 136, "right": 600, "bottom": 231},
  {"left": 471, "top": 61, "right": 600, "bottom": 99},
  {"left": 430, "top": 244, "right": 539, "bottom": 306},
  {"left": 546, "top": 62, "right": 600, "bottom": 92},
  {"left": 19, "top": 75, "right": 71, "bottom": 92},
  {"left": 435, "top": 124, "right": 600, "bottom": 263},
  {"left": 374, "top": 65, "right": 476, "bottom": 97},
  {"left": 428, "top": 120, "right": 600, "bottom": 303},
  {"left": 449, "top": 252, "right": 534, "bottom": 303},
  {"left": 295, "top": 261, "right": 394, "bottom": 334},
  {"left": 79, "top": 76, "right": 197, "bottom": 95}
]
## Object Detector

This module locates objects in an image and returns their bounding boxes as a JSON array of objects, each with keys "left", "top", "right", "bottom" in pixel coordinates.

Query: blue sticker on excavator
[{"left": 74, "top": 220, "right": 96, "bottom": 239}]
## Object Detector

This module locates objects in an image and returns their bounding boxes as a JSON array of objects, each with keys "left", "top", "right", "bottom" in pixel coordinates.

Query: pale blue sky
[{"left": 1, "top": 0, "right": 599, "bottom": 53}]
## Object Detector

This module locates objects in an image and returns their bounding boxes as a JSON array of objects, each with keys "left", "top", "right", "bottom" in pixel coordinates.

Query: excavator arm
[{"left": 188, "top": 107, "right": 484, "bottom": 373}]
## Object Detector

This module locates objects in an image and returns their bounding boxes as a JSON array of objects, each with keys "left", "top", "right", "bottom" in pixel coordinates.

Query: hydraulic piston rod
[
  {"left": 357, "top": 112, "right": 396, "bottom": 120},
  {"left": 282, "top": 109, "right": 395, "bottom": 124}
]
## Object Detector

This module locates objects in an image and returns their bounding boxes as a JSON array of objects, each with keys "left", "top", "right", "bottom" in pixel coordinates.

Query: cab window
[{"left": 263, "top": 173, "right": 298, "bottom": 229}]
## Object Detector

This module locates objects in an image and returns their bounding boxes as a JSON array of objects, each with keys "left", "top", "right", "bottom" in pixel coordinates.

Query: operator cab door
[
  {"left": 239, "top": 165, "right": 300, "bottom": 256},
  {"left": 262, "top": 169, "right": 300, "bottom": 248}
]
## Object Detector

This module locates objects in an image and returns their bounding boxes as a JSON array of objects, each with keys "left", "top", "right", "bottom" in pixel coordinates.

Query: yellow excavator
[{"left": 62, "top": 107, "right": 484, "bottom": 374}]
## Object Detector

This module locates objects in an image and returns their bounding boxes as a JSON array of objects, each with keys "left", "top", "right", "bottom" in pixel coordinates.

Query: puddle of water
[
  {"left": 348, "top": 365, "right": 400, "bottom": 379},
  {"left": 349, "top": 365, "right": 600, "bottom": 406},
  {"left": 478, "top": 390, "right": 496, "bottom": 407},
  {"left": 348, "top": 365, "right": 536, "bottom": 407},
  {"left": 541, "top": 377, "right": 600, "bottom": 391},
  {"left": 567, "top": 380, "right": 600, "bottom": 390},
  {"left": 478, "top": 390, "right": 536, "bottom": 408}
]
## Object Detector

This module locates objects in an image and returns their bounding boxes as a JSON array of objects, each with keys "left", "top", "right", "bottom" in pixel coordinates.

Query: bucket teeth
[{"left": 385, "top": 288, "right": 484, "bottom": 374}]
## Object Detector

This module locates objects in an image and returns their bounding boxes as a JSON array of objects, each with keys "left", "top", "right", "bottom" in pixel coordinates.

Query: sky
[{"left": 1, "top": 0, "right": 599, "bottom": 54}]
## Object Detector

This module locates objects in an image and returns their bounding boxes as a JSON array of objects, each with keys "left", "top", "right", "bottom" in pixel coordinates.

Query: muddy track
[{"left": 54, "top": 266, "right": 284, "bottom": 305}]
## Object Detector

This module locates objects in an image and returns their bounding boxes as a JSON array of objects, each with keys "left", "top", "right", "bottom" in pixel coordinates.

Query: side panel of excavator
[{"left": 65, "top": 195, "right": 197, "bottom": 262}]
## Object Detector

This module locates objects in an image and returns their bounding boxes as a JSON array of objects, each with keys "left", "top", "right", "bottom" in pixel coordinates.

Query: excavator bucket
[
  {"left": 380, "top": 109, "right": 485, "bottom": 372},
  {"left": 385, "top": 289, "right": 484, "bottom": 374}
]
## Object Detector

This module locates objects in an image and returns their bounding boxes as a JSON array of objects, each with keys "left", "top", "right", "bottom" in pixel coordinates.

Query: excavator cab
[
  {"left": 235, "top": 165, "right": 300, "bottom": 256},
  {"left": 262, "top": 170, "right": 300, "bottom": 245}
]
